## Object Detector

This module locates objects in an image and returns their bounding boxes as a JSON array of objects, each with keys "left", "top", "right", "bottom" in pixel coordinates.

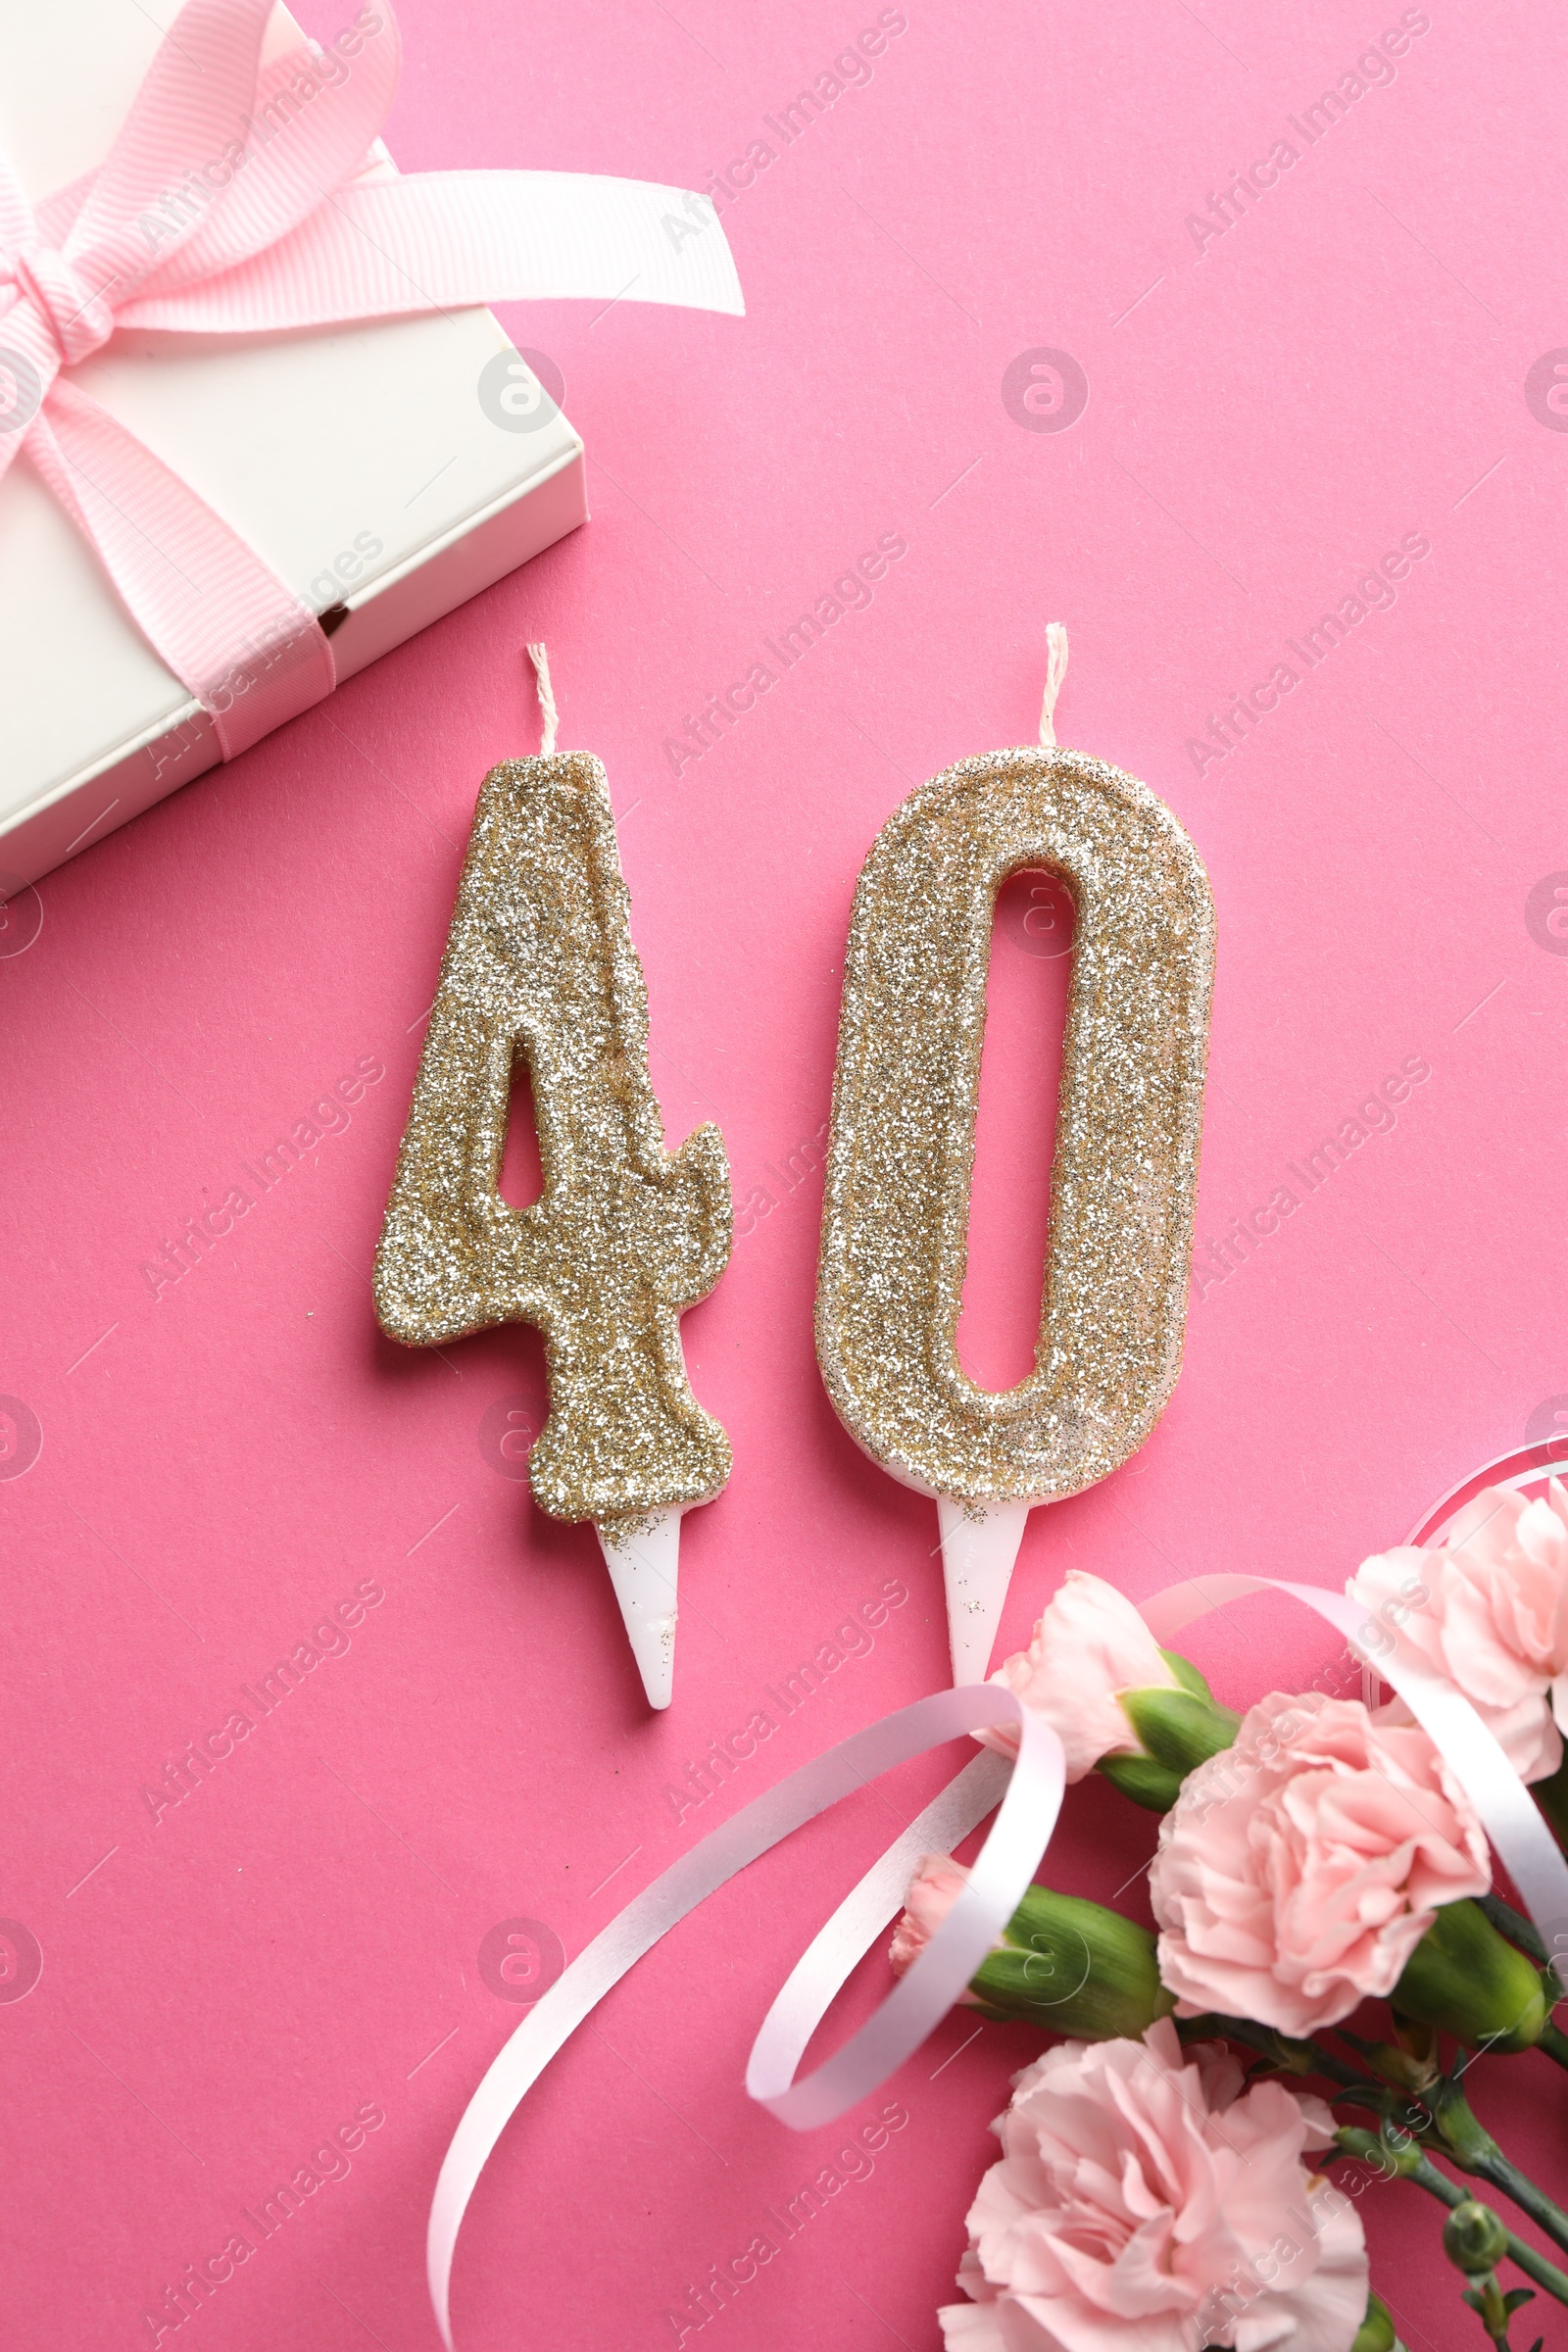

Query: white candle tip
[
  {"left": 937, "top": 1496, "right": 1033, "bottom": 1686},
  {"left": 598, "top": 1508, "right": 682, "bottom": 1709}
]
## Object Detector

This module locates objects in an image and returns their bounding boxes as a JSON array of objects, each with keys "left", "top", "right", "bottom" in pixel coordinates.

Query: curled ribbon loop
[
  {"left": 0, "top": 0, "right": 742, "bottom": 761},
  {"left": 1405, "top": 1436, "right": 1568, "bottom": 1548}
]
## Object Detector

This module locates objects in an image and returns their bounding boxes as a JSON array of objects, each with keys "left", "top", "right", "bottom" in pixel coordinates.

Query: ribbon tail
[
  {"left": 427, "top": 1686, "right": 1057, "bottom": 2351},
  {"left": 26, "top": 379, "right": 333, "bottom": 760},
  {"left": 117, "top": 170, "right": 745, "bottom": 335}
]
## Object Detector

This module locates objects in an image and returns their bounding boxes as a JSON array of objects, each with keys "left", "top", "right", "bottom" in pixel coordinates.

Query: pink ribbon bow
[{"left": 0, "top": 0, "right": 741, "bottom": 758}]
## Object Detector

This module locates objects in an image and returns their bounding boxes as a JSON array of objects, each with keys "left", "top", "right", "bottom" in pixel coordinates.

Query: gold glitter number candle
[
  {"left": 374, "top": 650, "right": 732, "bottom": 1708},
  {"left": 815, "top": 628, "right": 1214, "bottom": 1683}
]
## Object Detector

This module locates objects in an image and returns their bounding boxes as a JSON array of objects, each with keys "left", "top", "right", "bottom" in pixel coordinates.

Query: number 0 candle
[{"left": 815, "top": 629, "right": 1214, "bottom": 1683}]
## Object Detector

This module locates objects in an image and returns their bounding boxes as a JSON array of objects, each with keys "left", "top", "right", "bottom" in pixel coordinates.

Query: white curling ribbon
[
  {"left": 429, "top": 1568, "right": 1568, "bottom": 2346},
  {"left": 1404, "top": 1437, "right": 1568, "bottom": 1548},
  {"left": 427, "top": 1684, "right": 1063, "bottom": 2349}
]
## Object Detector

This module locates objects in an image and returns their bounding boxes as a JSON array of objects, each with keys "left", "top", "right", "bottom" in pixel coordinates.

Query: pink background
[{"left": 4, "top": 0, "right": 1568, "bottom": 2345}]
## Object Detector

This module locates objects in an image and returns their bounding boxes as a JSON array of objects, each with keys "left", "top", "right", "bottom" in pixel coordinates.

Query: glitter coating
[
  {"left": 373, "top": 754, "right": 732, "bottom": 1530},
  {"left": 815, "top": 745, "right": 1214, "bottom": 1505}
]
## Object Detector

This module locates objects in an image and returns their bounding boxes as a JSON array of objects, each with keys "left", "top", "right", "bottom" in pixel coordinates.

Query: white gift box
[{"left": 0, "top": 0, "right": 589, "bottom": 891}]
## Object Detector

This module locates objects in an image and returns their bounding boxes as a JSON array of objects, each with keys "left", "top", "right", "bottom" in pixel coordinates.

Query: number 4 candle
[
  {"left": 815, "top": 629, "right": 1214, "bottom": 1683},
  {"left": 374, "top": 651, "right": 732, "bottom": 1709}
]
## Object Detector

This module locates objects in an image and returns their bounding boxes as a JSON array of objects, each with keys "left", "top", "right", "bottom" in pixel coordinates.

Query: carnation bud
[
  {"left": 1393, "top": 1897, "right": 1548, "bottom": 2054},
  {"left": 967, "top": 1885, "right": 1176, "bottom": 2041},
  {"left": 1349, "top": 2291, "right": 1396, "bottom": 2352},
  {"left": 1443, "top": 2200, "right": 1509, "bottom": 2278}
]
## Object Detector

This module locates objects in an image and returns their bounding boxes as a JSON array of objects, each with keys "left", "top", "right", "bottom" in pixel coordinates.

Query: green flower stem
[
  {"left": 1431, "top": 2081, "right": 1568, "bottom": 2260},
  {"left": 1177, "top": 2010, "right": 1375, "bottom": 2093},
  {"left": 1536, "top": 2018, "right": 1568, "bottom": 2073},
  {"left": 1187, "top": 2025, "right": 1568, "bottom": 2296},
  {"left": 1473, "top": 2151, "right": 1568, "bottom": 2261},
  {"left": 1335, "top": 2131, "right": 1568, "bottom": 2308},
  {"left": 1531, "top": 1750, "right": 1568, "bottom": 1854}
]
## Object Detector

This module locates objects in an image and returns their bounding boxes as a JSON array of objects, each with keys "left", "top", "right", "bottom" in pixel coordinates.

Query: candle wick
[
  {"left": 1040, "top": 621, "right": 1069, "bottom": 748},
  {"left": 525, "top": 642, "right": 560, "bottom": 756}
]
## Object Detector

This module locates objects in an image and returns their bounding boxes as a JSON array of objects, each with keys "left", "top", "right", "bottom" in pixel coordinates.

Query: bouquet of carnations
[{"left": 892, "top": 1484, "right": 1568, "bottom": 2352}]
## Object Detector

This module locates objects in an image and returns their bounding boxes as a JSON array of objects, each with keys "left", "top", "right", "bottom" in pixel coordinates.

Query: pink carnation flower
[
  {"left": 941, "top": 2019, "right": 1367, "bottom": 2352},
  {"left": 1150, "top": 1692, "right": 1490, "bottom": 2036},
  {"left": 889, "top": 1854, "right": 997, "bottom": 1995},
  {"left": 1348, "top": 1481, "right": 1568, "bottom": 1783},
  {"left": 982, "top": 1571, "right": 1181, "bottom": 1778}
]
